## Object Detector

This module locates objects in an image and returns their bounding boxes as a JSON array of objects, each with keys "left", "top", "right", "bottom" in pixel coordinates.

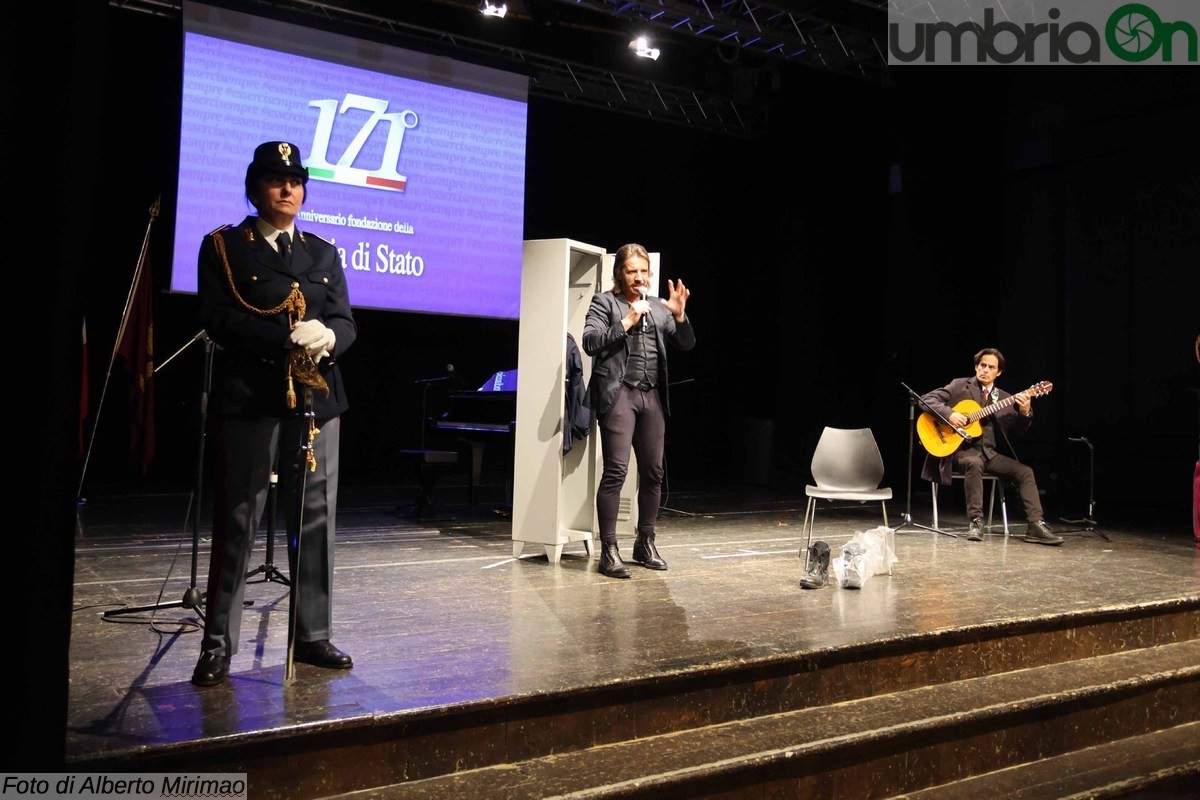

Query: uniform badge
[{"left": 278, "top": 142, "right": 293, "bottom": 166}]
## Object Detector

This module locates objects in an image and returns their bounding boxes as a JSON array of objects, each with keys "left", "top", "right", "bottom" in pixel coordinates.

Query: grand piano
[{"left": 429, "top": 369, "right": 517, "bottom": 506}]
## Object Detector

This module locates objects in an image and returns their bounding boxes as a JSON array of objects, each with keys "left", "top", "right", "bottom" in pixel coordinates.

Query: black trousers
[
  {"left": 953, "top": 447, "right": 1044, "bottom": 523},
  {"left": 201, "top": 414, "right": 340, "bottom": 657},
  {"left": 596, "top": 384, "right": 665, "bottom": 545}
]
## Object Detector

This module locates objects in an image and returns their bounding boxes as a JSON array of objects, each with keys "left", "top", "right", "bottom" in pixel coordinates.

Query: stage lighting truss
[
  {"left": 552, "top": 0, "right": 886, "bottom": 84},
  {"left": 110, "top": 0, "right": 873, "bottom": 136}
]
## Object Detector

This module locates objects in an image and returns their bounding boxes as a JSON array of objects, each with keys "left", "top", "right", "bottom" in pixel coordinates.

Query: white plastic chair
[{"left": 802, "top": 427, "right": 893, "bottom": 559}]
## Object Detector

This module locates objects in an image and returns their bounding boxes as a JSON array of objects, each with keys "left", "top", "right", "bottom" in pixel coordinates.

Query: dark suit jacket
[
  {"left": 564, "top": 333, "right": 591, "bottom": 452},
  {"left": 198, "top": 216, "right": 357, "bottom": 419},
  {"left": 919, "top": 376, "right": 1032, "bottom": 485},
  {"left": 581, "top": 290, "right": 696, "bottom": 417}
]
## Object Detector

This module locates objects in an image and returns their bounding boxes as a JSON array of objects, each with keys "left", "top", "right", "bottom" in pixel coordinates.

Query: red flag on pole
[{"left": 116, "top": 257, "right": 155, "bottom": 474}]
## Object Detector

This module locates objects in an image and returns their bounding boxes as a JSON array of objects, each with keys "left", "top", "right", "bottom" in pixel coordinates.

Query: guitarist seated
[{"left": 919, "top": 348, "right": 1062, "bottom": 546}]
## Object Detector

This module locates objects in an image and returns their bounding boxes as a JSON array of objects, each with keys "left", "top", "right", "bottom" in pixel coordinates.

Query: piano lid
[
  {"left": 478, "top": 369, "right": 517, "bottom": 393},
  {"left": 435, "top": 369, "right": 516, "bottom": 435}
]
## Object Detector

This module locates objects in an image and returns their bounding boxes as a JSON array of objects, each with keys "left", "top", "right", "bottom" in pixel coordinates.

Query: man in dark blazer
[
  {"left": 582, "top": 243, "right": 695, "bottom": 578},
  {"left": 192, "top": 141, "right": 358, "bottom": 686},
  {"left": 920, "top": 347, "right": 1061, "bottom": 546}
]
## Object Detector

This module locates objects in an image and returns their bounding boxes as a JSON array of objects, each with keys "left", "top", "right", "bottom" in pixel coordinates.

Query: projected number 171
[{"left": 307, "top": 94, "right": 418, "bottom": 192}]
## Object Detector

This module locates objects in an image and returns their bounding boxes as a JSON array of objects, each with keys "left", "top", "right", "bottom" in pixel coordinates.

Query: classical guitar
[{"left": 916, "top": 381, "right": 1054, "bottom": 457}]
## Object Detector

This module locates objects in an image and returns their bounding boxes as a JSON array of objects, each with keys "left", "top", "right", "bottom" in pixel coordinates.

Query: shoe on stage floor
[
  {"left": 191, "top": 651, "right": 231, "bottom": 687},
  {"left": 632, "top": 531, "right": 668, "bottom": 570},
  {"left": 1024, "top": 520, "right": 1064, "bottom": 546},
  {"left": 800, "top": 541, "right": 831, "bottom": 589},
  {"left": 294, "top": 640, "right": 353, "bottom": 669},
  {"left": 599, "top": 543, "right": 632, "bottom": 579}
]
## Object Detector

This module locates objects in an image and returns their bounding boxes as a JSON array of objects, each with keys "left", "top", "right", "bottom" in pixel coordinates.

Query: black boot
[
  {"left": 599, "top": 543, "right": 631, "bottom": 579},
  {"left": 800, "top": 541, "right": 831, "bottom": 589},
  {"left": 632, "top": 531, "right": 668, "bottom": 570}
]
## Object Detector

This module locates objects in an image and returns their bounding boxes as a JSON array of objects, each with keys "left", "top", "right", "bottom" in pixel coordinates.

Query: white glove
[
  {"left": 288, "top": 319, "right": 327, "bottom": 349},
  {"left": 288, "top": 320, "right": 337, "bottom": 360},
  {"left": 308, "top": 327, "right": 336, "bottom": 361}
]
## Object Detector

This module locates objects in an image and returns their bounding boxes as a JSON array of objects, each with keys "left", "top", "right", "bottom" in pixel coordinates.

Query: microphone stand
[
  {"left": 412, "top": 372, "right": 457, "bottom": 450},
  {"left": 1059, "top": 436, "right": 1108, "bottom": 540},
  {"left": 102, "top": 330, "right": 213, "bottom": 621},
  {"left": 399, "top": 372, "right": 459, "bottom": 521},
  {"left": 894, "top": 382, "right": 957, "bottom": 538},
  {"left": 246, "top": 447, "right": 291, "bottom": 586}
]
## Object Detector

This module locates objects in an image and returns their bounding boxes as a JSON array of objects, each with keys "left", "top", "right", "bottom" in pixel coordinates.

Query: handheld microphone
[{"left": 638, "top": 288, "right": 648, "bottom": 330}]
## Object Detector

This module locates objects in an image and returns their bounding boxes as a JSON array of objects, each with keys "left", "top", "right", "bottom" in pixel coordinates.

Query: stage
[{"left": 66, "top": 484, "right": 1199, "bottom": 798}]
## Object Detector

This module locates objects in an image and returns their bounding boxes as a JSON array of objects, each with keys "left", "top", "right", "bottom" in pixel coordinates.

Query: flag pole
[{"left": 77, "top": 196, "right": 159, "bottom": 500}]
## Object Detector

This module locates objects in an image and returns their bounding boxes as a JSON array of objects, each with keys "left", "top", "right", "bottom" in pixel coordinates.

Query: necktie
[
  {"left": 276, "top": 232, "right": 291, "bottom": 263},
  {"left": 983, "top": 388, "right": 992, "bottom": 405}
]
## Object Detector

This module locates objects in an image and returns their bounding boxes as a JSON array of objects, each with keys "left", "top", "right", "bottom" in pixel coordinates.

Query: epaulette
[
  {"left": 205, "top": 224, "right": 232, "bottom": 238},
  {"left": 300, "top": 230, "right": 333, "bottom": 247}
]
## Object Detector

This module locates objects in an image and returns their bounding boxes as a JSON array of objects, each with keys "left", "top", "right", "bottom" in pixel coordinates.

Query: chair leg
[
  {"left": 880, "top": 500, "right": 893, "bottom": 573},
  {"left": 931, "top": 482, "right": 939, "bottom": 529},
  {"left": 802, "top": 497, "right": 816, "bottom": 569},
  {"left": 884, "top": 520, "right": 895, "bottom": 575},
  {"left": 986, "top": 479, "right": 996, "bottom": 530},
  {"left": 468, "top": 442, "right": 485, "bottom": 507},
  {"left": 1000, "top": 489, "right": 1009, "bottom": 535}
]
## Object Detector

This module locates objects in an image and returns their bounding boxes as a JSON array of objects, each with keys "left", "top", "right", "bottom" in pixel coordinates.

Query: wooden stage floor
[{"left": 66, "top": 484, "right": 1198, "bottom": 767}]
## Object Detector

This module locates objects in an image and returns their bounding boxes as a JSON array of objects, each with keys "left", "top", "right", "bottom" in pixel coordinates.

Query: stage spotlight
[
  {"left": 630, "top": 35, "right": 660, "bottom": 61},
  {"left": 480, "top": 1, "right": 507, "bottom": 18}
]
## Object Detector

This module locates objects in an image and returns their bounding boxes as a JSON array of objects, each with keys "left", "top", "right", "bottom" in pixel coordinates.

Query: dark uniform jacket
[
  {"left": 581, "top": 290, "right": 696, "bottom": 417},
  {"left": 198, "top": 216, "right": 356, "bottom": 419}
]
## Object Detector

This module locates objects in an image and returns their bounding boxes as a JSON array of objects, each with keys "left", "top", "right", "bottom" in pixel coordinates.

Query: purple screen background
[{"left": 172, "top": 31, "right": 528, "bottom": 319}]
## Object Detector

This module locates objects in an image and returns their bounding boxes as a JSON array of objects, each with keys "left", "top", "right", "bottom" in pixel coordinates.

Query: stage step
[
  {"left": 897, "top": 721, "right": 1200, "bottom": 799},
  {"left": 330, "top": 639, "right": 1200, "bottom": 799},
  {"left": 76, "top": 600, "right": 1198, "bottom": 798}
]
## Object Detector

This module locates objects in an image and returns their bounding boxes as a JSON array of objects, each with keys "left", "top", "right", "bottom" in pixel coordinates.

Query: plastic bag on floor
[
  {"left": 830, "top": 526, "right": 897, "bottom": 589},
  {"left": 831, "top": 541, "right": 869, "bottom": 589}
]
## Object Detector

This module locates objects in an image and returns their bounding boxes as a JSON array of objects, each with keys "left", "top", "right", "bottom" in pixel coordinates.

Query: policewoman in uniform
[{"left": 192, "top": 141, "right": 357, "bottom": 686}]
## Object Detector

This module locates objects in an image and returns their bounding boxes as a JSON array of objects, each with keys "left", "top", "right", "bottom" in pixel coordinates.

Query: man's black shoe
[
  {"left": 800, "top": 541, "right": 831, "bottom": 589},
  {"left": 294, "top": 640, "right": 353, "bottom": 669},
  {"left": 1024, "top": 520, "right": 1064, "bottom": 546},
  {"left": 965, "top": 518, "right": 984, "bottom": 542},
  {"left": 191, "top": 652, "right": 231, "bottom": 687},
  {"left": 599, "top": 543, "right": 631, "bottom": 579},
  {"left": 632, "top": 531, "right": 668, "bottom": 570}
]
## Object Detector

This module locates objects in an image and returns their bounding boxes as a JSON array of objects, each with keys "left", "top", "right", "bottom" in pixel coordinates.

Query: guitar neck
[{"left": 968, "top": 392, "right": 1023, "bottom": 422}]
